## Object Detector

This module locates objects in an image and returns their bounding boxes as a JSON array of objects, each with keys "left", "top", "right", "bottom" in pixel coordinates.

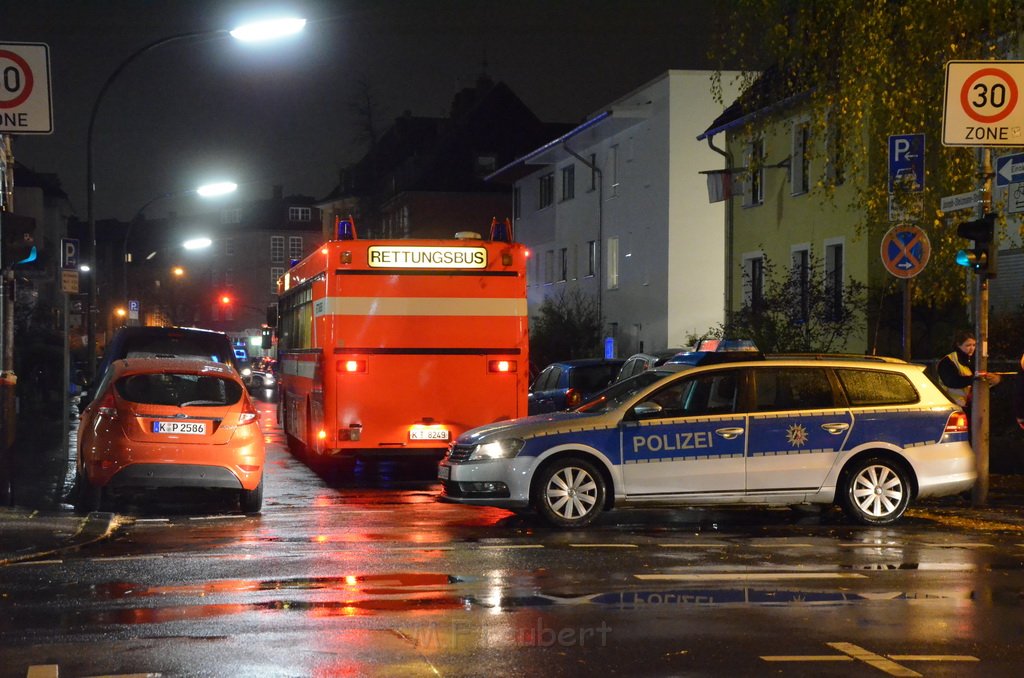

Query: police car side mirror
[{"left": 633, "top": 401, "right": 664, "bottom": 418}]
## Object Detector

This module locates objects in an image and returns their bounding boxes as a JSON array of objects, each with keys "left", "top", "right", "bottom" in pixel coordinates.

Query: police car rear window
[{"left": 835, "top": 368, "right": 918, "bottom": 406}]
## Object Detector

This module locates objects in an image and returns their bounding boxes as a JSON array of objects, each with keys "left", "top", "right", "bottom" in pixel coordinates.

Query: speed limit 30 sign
[
  {"left": 943, "top": 61, "right": 1024, "bottom": 147},
  {"left": 0, "top": 42, "right": 52, "bottom": 135}
]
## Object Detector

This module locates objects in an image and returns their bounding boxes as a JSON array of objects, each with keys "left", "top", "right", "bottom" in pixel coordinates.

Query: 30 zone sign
[{"left": 943, "top": 61, "right": 1024, "bottom": 147}]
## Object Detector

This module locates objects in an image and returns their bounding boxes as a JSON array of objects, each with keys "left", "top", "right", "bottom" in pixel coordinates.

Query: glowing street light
[
  {"left": 182, "top": 236, "right": 214, "bottom": 250},
  {"left": 85, "top": 15, "right": 307, "bottom": 378}
]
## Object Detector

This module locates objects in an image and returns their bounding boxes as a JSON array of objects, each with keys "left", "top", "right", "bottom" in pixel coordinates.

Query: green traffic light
[{"left": 955, "top": 250, "right": 972, "bottom": 267}]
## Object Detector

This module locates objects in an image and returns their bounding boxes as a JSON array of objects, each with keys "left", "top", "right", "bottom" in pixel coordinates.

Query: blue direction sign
[
  {"left": 888, "top": 134, "right": 925, "bottom": 193},
  {"left": 995, "top": 152, "right": 1024, "bottom": 186},
  {"left": 881, "top": 225, "right": 931, "bottom": 279}
]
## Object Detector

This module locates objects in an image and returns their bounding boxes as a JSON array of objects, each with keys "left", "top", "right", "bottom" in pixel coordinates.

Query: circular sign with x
[{"left": 880, "top": 225, "right": 931, "bottom": 279}]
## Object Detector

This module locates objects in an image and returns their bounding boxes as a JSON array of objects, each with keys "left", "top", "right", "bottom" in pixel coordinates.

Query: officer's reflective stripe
[{"left": 319, "top": 296, "right": 527, "bottom": 317}]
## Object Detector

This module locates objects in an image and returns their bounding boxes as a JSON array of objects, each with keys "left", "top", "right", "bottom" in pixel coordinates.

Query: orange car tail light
[
  {"left": 239, "top": 398, "right": 260, "bottom": 425},
  {"left": 96, "top": 391, "right": 118, "bottom": 418}
]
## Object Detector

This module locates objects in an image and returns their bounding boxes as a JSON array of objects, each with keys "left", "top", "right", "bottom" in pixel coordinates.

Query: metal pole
[
  {"left": 85, "top": 29, "right": 226, "bottom": 381},
  {"left": 902, "top": 278, "right": 912, "bottom": 361},
  {"left": 972, "top": 147, "right": 993, "bottom": 506}
]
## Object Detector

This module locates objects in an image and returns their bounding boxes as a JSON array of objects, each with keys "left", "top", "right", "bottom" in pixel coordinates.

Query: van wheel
[
  {"left": 532, "top": 457, "right": 605, "bottom": 528},
  {"left": 240, "top": 475, "right": 264, "bottom": 514},
  {"left": 840, "top": 457, "right": 910, "bottom": 525}
]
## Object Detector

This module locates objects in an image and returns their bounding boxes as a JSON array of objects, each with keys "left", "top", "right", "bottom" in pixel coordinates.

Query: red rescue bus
[{"left": 276, "top": 224, "right": 529, "bottom": 463}]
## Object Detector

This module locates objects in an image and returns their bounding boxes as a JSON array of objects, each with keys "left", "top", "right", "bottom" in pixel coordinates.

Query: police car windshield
[{"left": 575, "top": 371, "right": 669, "bottom": 413}]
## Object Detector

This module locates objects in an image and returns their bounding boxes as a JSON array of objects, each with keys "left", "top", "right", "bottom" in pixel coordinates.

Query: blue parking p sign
[{"left": 888, "top": 134, "right": 925, "bottom": 193}]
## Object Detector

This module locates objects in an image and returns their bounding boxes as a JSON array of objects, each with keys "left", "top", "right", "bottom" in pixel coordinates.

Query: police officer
[{"left": 937, "top": 330, "right": 1000, "bottom": 412}]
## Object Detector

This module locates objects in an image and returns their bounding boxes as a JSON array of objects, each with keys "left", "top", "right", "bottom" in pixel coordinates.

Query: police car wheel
[
  {"left": 533, "top": 457, "right": 605, "bottom": 528},
  {"left": 840, "top": 457, "right": 911, "bottom": 525}
]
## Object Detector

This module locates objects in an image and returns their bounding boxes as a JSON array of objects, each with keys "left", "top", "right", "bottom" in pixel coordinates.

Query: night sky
[{"left": 4, "top": 0, "right": 735, "bottom": 222}]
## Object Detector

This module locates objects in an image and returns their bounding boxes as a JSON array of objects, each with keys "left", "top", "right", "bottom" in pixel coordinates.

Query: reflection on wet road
[{"left": 1, "top": 397, "right": 1023, "bottom": 677}]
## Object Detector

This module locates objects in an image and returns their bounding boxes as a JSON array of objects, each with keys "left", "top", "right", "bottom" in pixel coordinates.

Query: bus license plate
[
  {"left": 437, "top": 465, "right": 450, "bottom": 480},
  {"left": 153, "top": 421, "right": 207, "bottom": 435},
  {"left": 410, "top": 428, "right": 449, "bottom": 441}
]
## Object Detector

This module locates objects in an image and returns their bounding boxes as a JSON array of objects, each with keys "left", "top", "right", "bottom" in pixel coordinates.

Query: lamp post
[
  {"left": 122, "top": 182, "right": 236, "bottom": 320},
  {"left": 85, "top": 16, "right": 305, "bottom": 379}
]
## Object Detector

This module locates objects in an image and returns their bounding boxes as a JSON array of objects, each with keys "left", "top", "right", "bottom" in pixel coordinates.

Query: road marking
[
  {"left": 657, "top": 543, "right": 729, "bottom": 548},
  {"left": 88, "top": 554, "right": 165, "bottom": 562},
  {"left": 889, "top": 655, "right": 980, "bottom": 662},
  {"left": 9, "top": 559, "right": 63, "bottom": 566},
  {"left": 570, "top": 543, "right": 639, "bottom": 548},
  {"left": 477, "top": 544, "right": 545, "bottom": 550},
  {"left": 828, "top": 642, "right": 922, "bottom": 677},
  {"left": 749, "top": 543, "right": 814, "bottom": 548},
  {"left": 188, "top": 515, "right": 247, "bottom": 521},
  {"left": 762, "top": 642, "right": 980, "bottom": 676},
  {"left": 636, "top": 572, "right": 866, "bottom": 581}
]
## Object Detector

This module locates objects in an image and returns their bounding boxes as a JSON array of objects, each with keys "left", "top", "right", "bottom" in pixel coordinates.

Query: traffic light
[
  {"left": 956, "top": 213, "right": 997, "bottom": 277},
  {"left": 1, "top": 211, "right": 37, "bottom": 269}
]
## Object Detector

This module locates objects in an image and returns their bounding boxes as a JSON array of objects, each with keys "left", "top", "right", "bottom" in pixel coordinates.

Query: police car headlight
[
  {"left": 468, "top": 438, "right": 525, "bottom": 461},
  {"left": 241, "top": 367, "right": 252, "bottom": 377}
]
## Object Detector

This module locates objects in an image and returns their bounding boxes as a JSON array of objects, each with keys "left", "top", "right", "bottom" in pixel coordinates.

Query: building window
[
  {"left": 221, "top": 208, "right": 241, "bottom": 224},
  {"left": 826, "top": 117, "right": 845, "bottom": 186},
  {"left": 288, "top": 206, "right": 311, "bottom": 222},
  {"left": 558, "top": 247, "right": 568, "bottom": 282},
  {"left": 792, "top": 121, "right": 810, "bottom": 195},
  {"left": 587, "top": 240, "right": 598, "bottom": 277},
  {"left": 271, "top": 267, "right": 284, "bottom": 295},
  {"left": 561, "top": 164, "right": 575, "bottom": 201},
  {"left": 744, "top": 139, "right": 764, "bottom": 207},
  {"left": 544, "top": 249, "right": 554, "bottom": 284},
  {"left": 792, "top": 247, "right": 810, "bottom": 323},
  {"left": 538, "top": 173, "right": 554, "bottom": 209},
  {"left": 223, "top": 238, "right": 235, "bottom": 257},
  {"left": 609, "top": 145, "right": 619, "bottom": 197},
  {"left": 288, "top": 236, "right": 303, "bottom": 262},
  {"left": 271, "top": 236, "right": 285, "bottom": 264},
  {"left": 513, "top": 186, "right": 521, "bottom": 220},
  {"left": 743, "top": 253, "right": 765, "bottom": 312},
  {"left": 607, "top": 236, "right": 619, "bottom": 289},
  {"left": 589, "top": 153, "right": 597, "bottom": 191},
  {"left": 223, "top": 268, "right": 234, "bottom": 287},
  {"left": 825, "top": 241, "right": 844, "bottom": 321}
]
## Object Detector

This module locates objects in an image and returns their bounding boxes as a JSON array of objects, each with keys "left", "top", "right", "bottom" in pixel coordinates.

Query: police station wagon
[{"left": 438, "top": 354, "right": 976, "bottom": 527}]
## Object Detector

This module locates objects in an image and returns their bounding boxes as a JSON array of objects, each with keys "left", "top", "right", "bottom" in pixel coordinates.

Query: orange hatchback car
[{"left": 74, "top": 358, "right": 265, "bottom": 514}]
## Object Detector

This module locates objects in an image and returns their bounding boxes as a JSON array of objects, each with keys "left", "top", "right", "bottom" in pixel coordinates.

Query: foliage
[
  {"left": 714, "top": 251, "right": 868, "bottom": 353},
  {"left": 710, "top": 0, "right": 1024, "bottom": 308},
  {"left": 529, "top": 289, "right": 602, "bottom": 369}
]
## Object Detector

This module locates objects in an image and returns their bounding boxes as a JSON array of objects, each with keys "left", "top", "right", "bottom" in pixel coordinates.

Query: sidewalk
[{"left": 0, "top": 509, "right": 121, "bottom": 565}]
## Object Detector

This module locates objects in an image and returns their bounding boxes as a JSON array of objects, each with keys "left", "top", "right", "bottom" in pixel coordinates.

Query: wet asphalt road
[{"left": 1, "top": 394, "right": 1024, "bottom": 677}]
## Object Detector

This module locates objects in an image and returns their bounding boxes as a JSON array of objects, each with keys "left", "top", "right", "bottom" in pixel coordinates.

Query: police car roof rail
[{"left": 765, "top": 353, "right": 906, "bottom": 364}]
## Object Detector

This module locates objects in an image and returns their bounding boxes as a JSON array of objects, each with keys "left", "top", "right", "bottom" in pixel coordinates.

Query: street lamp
[
  {"left": 85, "top": 16, "right": 306, "bottom": 379},
  {"left": 122, "top": 181, "right": 237, "bottom": 316}
]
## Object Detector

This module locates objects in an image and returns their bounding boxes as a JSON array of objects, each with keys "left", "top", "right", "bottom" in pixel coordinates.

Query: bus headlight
[{"left": 468, "top": 438, "right": 525, "bottom": 461}]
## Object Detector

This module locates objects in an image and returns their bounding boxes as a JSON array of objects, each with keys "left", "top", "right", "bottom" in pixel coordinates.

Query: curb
[{"left": 0, "top": 511, "right": 124, "bottom": 565}]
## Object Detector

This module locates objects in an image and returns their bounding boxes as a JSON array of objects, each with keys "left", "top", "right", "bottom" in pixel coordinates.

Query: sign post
[
  {"left": 880, "top": 225, "right": 931, "bottom": 361},
  {"left": 942, "top": 60, "right": 1007, "bottom": 505}
]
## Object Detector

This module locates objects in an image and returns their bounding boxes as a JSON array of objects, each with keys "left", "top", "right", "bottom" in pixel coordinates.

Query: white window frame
[
  {"left": 743, "top": 139, "right": 764, "bottom": 207},
  {"left": 609, "top": 145, "right": 620, "bottom": 197},
  {"left": 791, "top": 119, "right": 810, "bottom": 196},
  {"left": 607, "top": 236, "right": 619, "bottom": 289},
  {"left": 824, "top": 237, "right": 845, "bottom": 321},
  {"left": 538, "top": 173, "right": 554, "bottom": 209},
  {"left": 741, "top": 250, "right": 765, "bottom": 308},
  {"left": 271, "top": 266, "right": 284, "bottom": 295},
  {"left": 288, "top": 236, "right": 303, "bottom": 262},
  {"left": 561, "top": 164, "right": 575, "bottom": 201},
  {"left": 270, "top": 235, "right": 285, "bottom": 264},
  {"left": 288, "top": 206, "right": 311, "bottom": 222},
  {"left": 791, "top": 243, "right": 811, "bottom": 323}
]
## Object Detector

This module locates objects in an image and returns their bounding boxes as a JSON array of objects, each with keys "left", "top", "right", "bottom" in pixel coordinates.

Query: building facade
[{"left": 490, "top": 70, "right": 740, "bottom": 358}]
